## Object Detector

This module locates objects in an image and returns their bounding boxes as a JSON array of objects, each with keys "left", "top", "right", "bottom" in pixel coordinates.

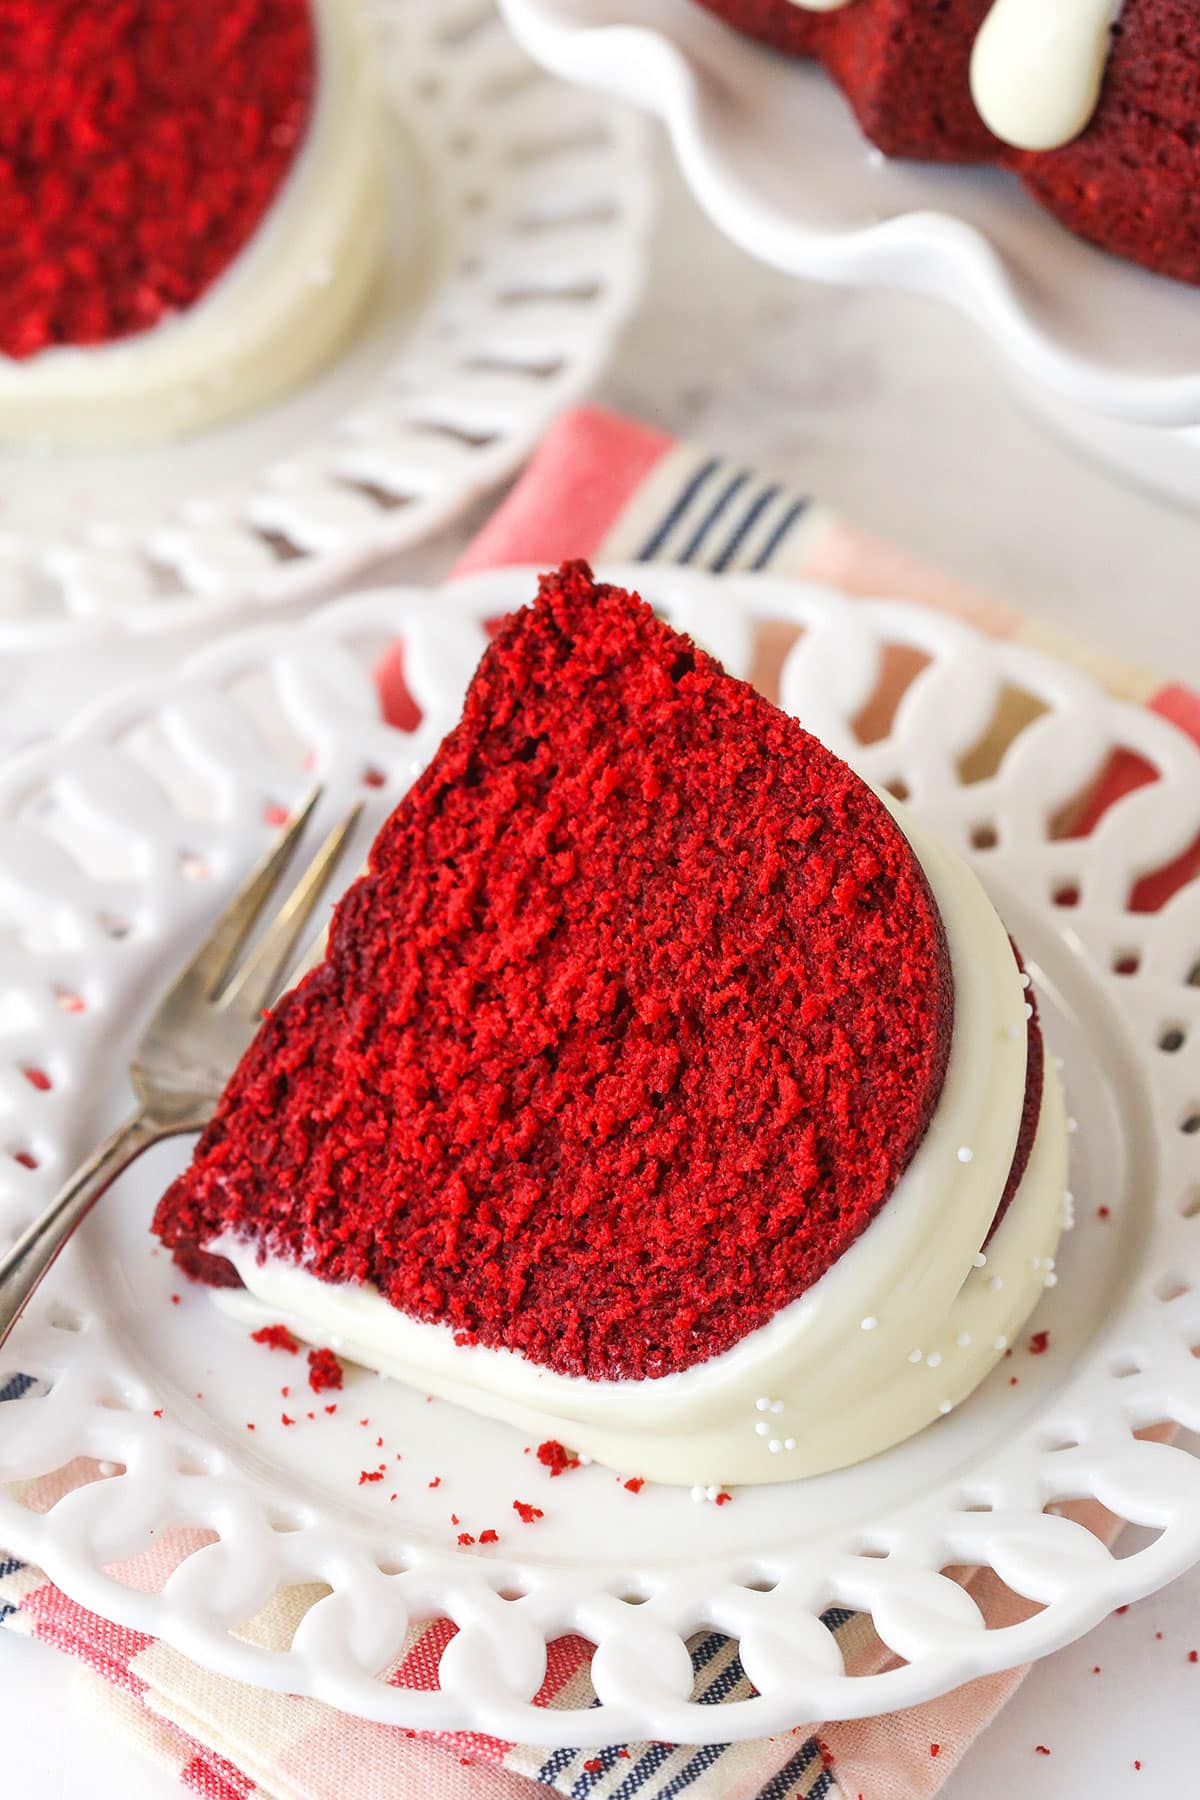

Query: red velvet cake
[
  {"left": 156, "top": 562, "right": 1066, "bottom": 1484},
  {"left": 689, "top": 0, "right": 1200, "bottom": 286},
  {"left": 0, "top": 0, "right": 385, "bottom": 446},
  {"left": 0, "top": 0, "right": 315, "bottom": 360}
]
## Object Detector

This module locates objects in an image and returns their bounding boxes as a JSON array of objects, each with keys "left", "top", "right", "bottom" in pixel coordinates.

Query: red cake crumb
[
  {"left": 478, "top": 1529, "right": 499, "bottom": 1544},
  {"left": 428, "top": 1477, "right": 441, "bottom": 1489},
  {"left": 714, "top": 1491, "right": 732, "bottom": 1505},
  {"left": 359, "top": 1470, "right": 383, "bottom": 1485},
  {"left": 583, "top": 1761, "right": 603, "bottom": 1774},
  {"left": 0, "top": 0, "right": 315, "bottom": 358},
  {"left": 1035, "top": 1745, "right": 1051, "bottom": 1755},
  {"left": 306, "top": 1348, "right": 343, "bottom": 1393},
  {"left": 1028, "top": 1331, "right": 1051, "bottom": 1356},
  {"left": 251, "top": 1324, "right": 299, "bottom": 1354},
  {"left": 624, "top": 1477, "right": 645, "bottom": 1494},
  {"left": 281, "top": 1413, "right": 294, "bottom": 1427},
  {"left": 457, "top": 1532, "right": 475, "bottom": 1546},
  {"left": 513, "top": 1500, "right": 544, "bottom": 1525},
  {"left": 537, "top": 1439, "right": 580, "bottom": 1477},
  {"left": 930, "top": 1744, "right": 940, "bottom": 1758},
  {"left": 155, "top": 564, "right": 957, "bottom": 1380}
]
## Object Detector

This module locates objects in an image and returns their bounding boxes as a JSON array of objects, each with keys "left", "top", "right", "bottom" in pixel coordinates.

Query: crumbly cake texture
[
  {"left": 691, "top": 0, "right": 1200, "bottom": 285},
  {"left": 157, "top": 561, "right": 969, "bottom": 1380},
  {"left": 0, "top": 0, "right": 315, "bottom": 358}
]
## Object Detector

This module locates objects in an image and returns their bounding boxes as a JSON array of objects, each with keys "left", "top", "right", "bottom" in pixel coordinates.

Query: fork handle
[{"left": 0, "top": 1113, "right": 163, "bottom": 1352}]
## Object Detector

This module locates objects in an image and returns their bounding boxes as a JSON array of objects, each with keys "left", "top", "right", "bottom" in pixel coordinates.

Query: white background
[{"left": 3, "top": 144, "right": 1200, "bottom": 1795}]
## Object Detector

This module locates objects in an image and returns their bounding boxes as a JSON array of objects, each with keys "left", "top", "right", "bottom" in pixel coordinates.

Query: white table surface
[{"left": 4, "top": 144, "right": 1200, "bottom": 1797}]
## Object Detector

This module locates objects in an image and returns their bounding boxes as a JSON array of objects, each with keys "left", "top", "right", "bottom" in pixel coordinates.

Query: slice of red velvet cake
[{"left": 155, "top": 562, "right": 1067, "bottom": 1483}]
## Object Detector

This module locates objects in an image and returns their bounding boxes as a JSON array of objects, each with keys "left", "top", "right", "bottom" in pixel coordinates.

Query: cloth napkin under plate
[{"left": 4, "top": 405, "right": 1200, "bottom": 1800}]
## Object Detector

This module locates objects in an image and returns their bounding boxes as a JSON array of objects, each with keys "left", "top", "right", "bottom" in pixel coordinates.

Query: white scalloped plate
[
  {"left": 498, "top": 0, "right": 1200, "bottom": 429},
  {"left": 2, "top": 566, "right": 1200, "bottom": 1747},
  {"left": 0, "top": 2, "right": 650, "bottom": 650}
]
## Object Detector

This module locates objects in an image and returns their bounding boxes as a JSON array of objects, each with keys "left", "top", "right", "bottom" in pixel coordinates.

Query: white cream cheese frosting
[
  {"left": 0, "top": 0, "right": 386, "bottom": 450},
  {"left": 782, "top": 0, "right": 1124, "bottom": 153},
  {"left": 209, "top": 804, "right": 1068, "bottom": 1488}
]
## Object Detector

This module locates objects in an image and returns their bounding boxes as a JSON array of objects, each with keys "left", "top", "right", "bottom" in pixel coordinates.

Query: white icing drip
[
  {"left": 969, "top": 0, "right": 1123, "bottom": 151},
  {"left": 207, "top": 805, "right": 1068, "bottom": 1487}
]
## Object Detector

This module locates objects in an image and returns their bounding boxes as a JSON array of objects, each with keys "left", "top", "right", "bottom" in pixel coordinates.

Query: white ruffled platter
[
  {"left": 1, "top": 566, "right": 1199, "bottom": 1746},
  {"left": 0, "top": 2, "right": 651, "bottom": 649}
]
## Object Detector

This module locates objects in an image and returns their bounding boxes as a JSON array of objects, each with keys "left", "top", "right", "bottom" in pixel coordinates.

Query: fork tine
[
  {"left": 219, "top": 801, "right": 364, "bottom": 1019},
  {"left": 166, "top": 788, "right": 323, "bottom": 1004}
]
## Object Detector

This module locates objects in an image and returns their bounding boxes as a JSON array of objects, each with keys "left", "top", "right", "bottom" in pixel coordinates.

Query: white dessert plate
[
  {"left": 498, "top": 0, "right": 1200, "bottom": 429},
  {"left": 0, "top": 1, "right": 650, "bottom": 649},
  {"left": 2, "top": 566, "right": 1200, "bottom": 1747}
]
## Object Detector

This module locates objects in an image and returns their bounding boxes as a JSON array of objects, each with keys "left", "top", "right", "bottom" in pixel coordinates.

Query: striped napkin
[{"left": 4, "top": 405, "right": 1200, "bottom": 1800}]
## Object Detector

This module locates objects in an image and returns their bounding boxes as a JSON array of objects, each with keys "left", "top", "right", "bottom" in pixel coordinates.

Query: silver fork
[{"left": 0, "top": 789, "right": 362, "bottom": 1351}]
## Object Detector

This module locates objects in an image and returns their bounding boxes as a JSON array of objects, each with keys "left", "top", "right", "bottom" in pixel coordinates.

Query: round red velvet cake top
[
  {"left": 155, "top": 562, "right": 954, "bottom": 1380},
  {"left": 0, "top": 0, "right": 314, "bottom": 359}
]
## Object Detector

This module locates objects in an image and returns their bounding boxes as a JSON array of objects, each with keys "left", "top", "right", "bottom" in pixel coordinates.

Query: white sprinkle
[
  {"left": 989, "top": 1275, "right": 1005, "bottom": 1292},
  {"left": 768, "top": 1439, "right": 782, "bottom": 1454},
  {"left": 1005, "top": 1023, "right": 1022, "bottom": 1041},
  {"left": 957, "top": 1146, "right": 974, "bottom": 1164},
  {"left": 578, "top": 1454, "right": 593, "bottom": 1466},
  {"left": 973, "top": 1252, "right": 987, "bottom": 1268},
  {"left": 784, "top": 1437, "right": 796, "bottom": 1451},
  {"left": 927, "top": 1351, "right": 943, "bottom": 1368},
  {"left": 1031, "top": 1257, "right": 1042, "bottom": 1271},
  {"left": 755, "top": 1397, "right": 771, "bottom": 1412},
  {"left": 330, "top": 1334, "right": 345, "bottom": 1351},
  {"left": 1053, "top": 1055, "right": 1064, "bottom": 1071},
  {"left": 861, "top": 1315, "right": 878, "bottom": 1331},
  {"left": 770, "top": 1399, "right": 784, "bottom": 1413},
  {"left": 994, "top": 1335, "right": 1008, "bottom": 1351},
  {"left": 691, "top": 1486, "right": 706, "bottom": 1503},
  {"left": 1024, "top": 1002, "right": 1034, "bottom": 1019},
  {"left": 939, "top": 1400, "right": 953, "bottom": 1415},
  {"left": 1063, "top": 1191, "right": 1076, "bottom": 1230},
  {"left": 956, "top": 1331, "right": 972, "bottom": 1348},
  {"left": 1068, "top": 1117, "right": 1079, "bottom": 1134},
  {"left": 1045, "top": 1257, "right": 1055, "bottom": 1271},
  {"left": 1045, "top": 1271, "right": 1059, "bottom": 1288},
  {"left": 755, "top": 1421, "right": 770, "bottom": 1437},
  {"left": 706, "top": 1485, "right": 720, "bottom": 1501},
  {"left": 908, "top": 1348, "right": 923, "bottom": 1364},
  {"left": 1021, "top": 972, "right": 1032, "bottom": 989}
]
